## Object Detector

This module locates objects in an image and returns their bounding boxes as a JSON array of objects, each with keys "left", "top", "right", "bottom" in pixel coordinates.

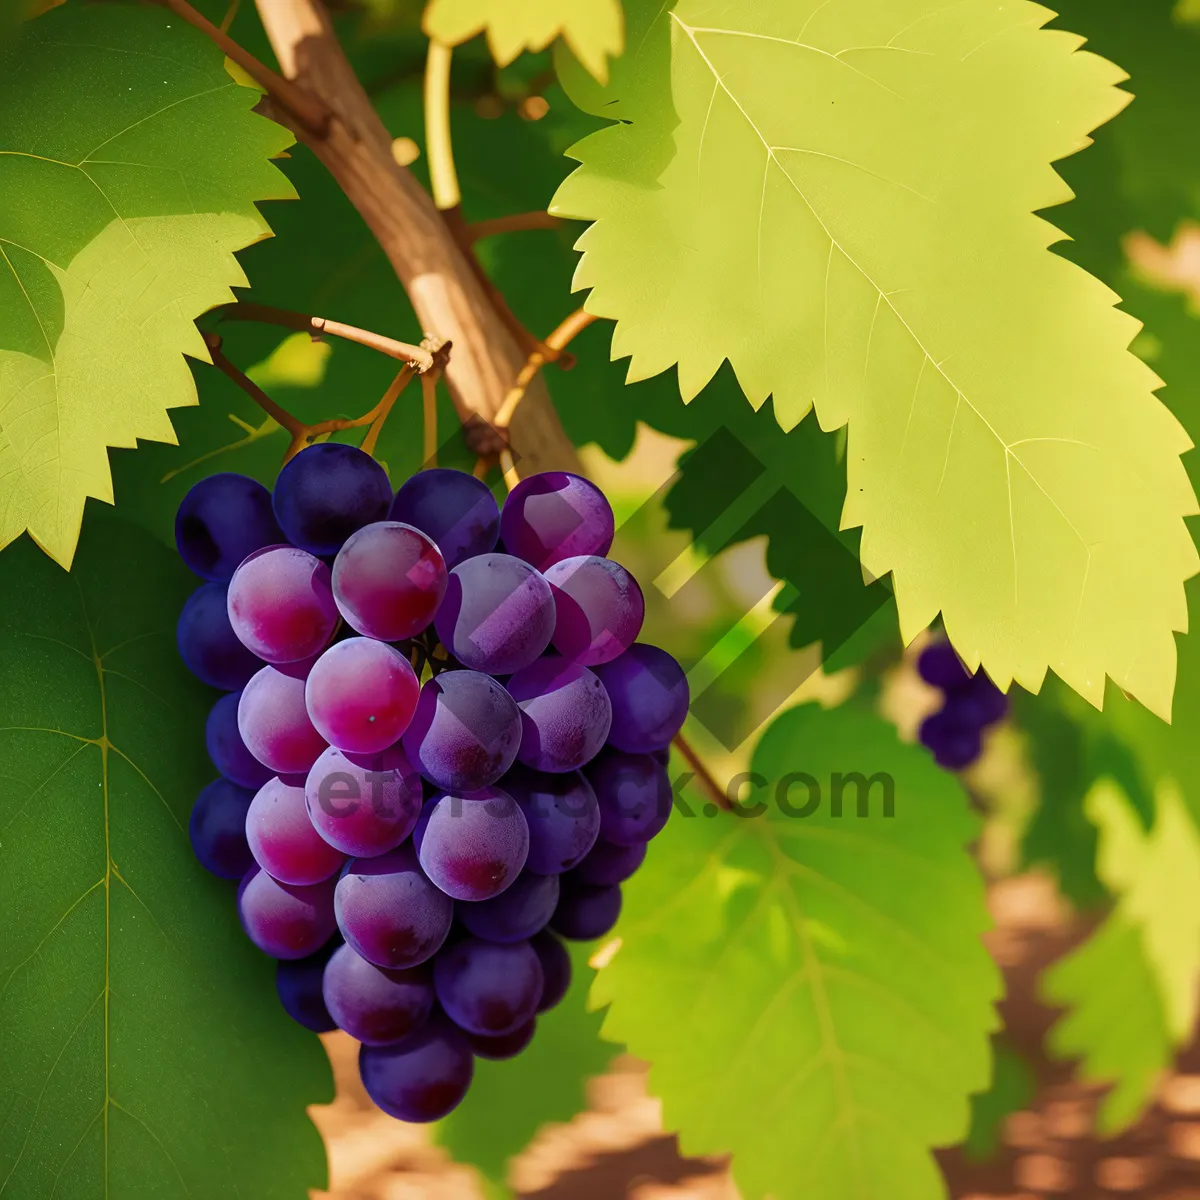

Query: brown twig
[
  {"left": 422, "top": 373, "right": 439, "bottom": 468},
  {"left": 203, "top": 332, "right": 303, "bottom": 435},
  {"left": 493, "top": 308, "right": 598, "bottom": 431},
  {"left": 360, "top": 366, "right": 415, "bottom": 457},
  {"left": 469, "top": 211, "right": 563, "bottom": 243},
  {"left": 156, "top": 0, "right": 331, "bottom": 134},
  {"left": 672, "top": 732, "right": 731, "bottom": 812}
]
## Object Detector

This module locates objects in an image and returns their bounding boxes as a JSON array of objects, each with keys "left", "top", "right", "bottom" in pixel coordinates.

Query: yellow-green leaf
[{"left": 551, "top": 0, "right": 1199, "bottom": 720}]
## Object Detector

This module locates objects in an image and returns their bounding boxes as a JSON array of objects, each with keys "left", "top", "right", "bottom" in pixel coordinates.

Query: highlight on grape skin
[
  {"left": 238, "top": 665, "right": 329, "bottom": 775},
  {"left": 500, "top": 471, "right": 615, "bottom": 570},
  {"left": 544, "top": 554, "right": 645, "bottom": 666},
  {"left": 416, "top": 788, "right": 530, "bottom": 901},
  {"left": 245, "top": 774, "right": 346, "bottom": 886},
  {"left": 237, "top": 866, "right": 338, "bottom": 960}
]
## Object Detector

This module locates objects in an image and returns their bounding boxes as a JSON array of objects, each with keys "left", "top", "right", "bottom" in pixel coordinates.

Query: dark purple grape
[
  {"left": 918, "top": 708, "right": 983, "bottom": 770},
  {"left": 434, "top": 553, "right": 555, "bottom": 674},
  {"left": 416, "top": 788, "right": 529, "bottom": 901},
  {"left": 332, "top": 521, "right": 447, "bottom": 641},
  {"left": 359, "top": 1016, "right": 474, "bottom": 1122},
  {"left": 275, "top": 938, "right": 340, "bottom": 1032},
  {"left": 189, "top": 777, "right": 256, "bottom": 879},
  {"left": 531, "top": 931, "right": 571, "bottom": 1011},
  {"left": 175, "top": 472, "right": 284, "bottom": 582},
  {"left": 239, "top": 666, "right": 328, "bottom": 775},
  {"left": 403, "top": 670, "right": 522, "bottom": 792},
  {"left": 334, "top": 843, "right": 454, "bottom": 969},
  {"left": 206, "top": 692, "right": 273, "bottom": 790},
  {"left": 390, "top": 468, "right": 500, "bottom": 569},
  {"left": 305, "top": 744, "right": 422, "bottom": 858},
  {"left": 571, "top": 839, "right": 646, "bottom": 886},
  {"left": 458, "top": 872, "right": 560, "bottom": 943},
  {"left": 467, "top": 1020, "right": 536, "bottom": 1060},
  {"left": 500, "top": 472, "right": 614, "bottom": 570},
  {"left": 954, "top": 672, "right": 1009, "bottom": 727},
  {"left": 587, "top": 750, "right": 671, "bottom": 846},
  {"left": 505, "top": 766, "right": 600, "bottom": 875},
  {"left": 433, "top": 937, "right": 543, "bottom": 1036},
  {"left": 551, "top": 881, "right": 621, "bottom": 941},
  {"left": 544, "top": 556, "right": 644, "bottom": 666},
  {"left": 321, "top": 943, "right": 434, "bottom": 1045},
  {"left": 177, "top": 582, "right": 263, "bottom": 690},
  {"left": 272, "top": 442, "right": 392, "bottom": 557},
  {"left": 651, "top": 747, "right": 671, "bottom": 767},
  {"left": 594, "top": 644, "right": 689, "bottom": 755},
  {"left": 246, "top": 775, "right": 346, "bottom": 886},
  {"left": 917, "top": 641, "right": 971, "bottom": 692},
  {"left": 508, "top": 656, "right": 612, "bottom": 773},
  {"left": 238, "top": 866, "right": 338, "bottom": 959}
]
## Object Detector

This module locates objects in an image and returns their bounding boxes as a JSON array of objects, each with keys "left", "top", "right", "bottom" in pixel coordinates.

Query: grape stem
[
  {"left": 493, "top": 308, "right": 597, "bottom": 431},
  {"left": 672, "top": 732, "right": 732, "bottom": 812},
  {"left": 424, "top": 39, "right": 460, "bottom": 212},
  {"left": 468, "top": 212, "right": 563, "bottom": 243}
]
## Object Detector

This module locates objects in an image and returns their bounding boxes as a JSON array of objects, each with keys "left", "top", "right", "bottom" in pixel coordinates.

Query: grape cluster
[
  {"left": 916, "top": 640, "right": 1008, "bottom": 770},
  {"left": 177, "top": 445, "right": 689, "bottom": 1123}
]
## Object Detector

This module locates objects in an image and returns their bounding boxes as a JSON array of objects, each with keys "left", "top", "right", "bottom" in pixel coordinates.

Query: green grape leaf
[
  {"left": 434, "top": 944, "right": 618, "bottom": 1186},
  {"left": 0, "top": 507, "right": 330, "bottom": 1198},
  {"left": 0, "top": 2, "right": 294, "bottom": 569},
  {"left": 592, "top": 703, "right": 1000, "bottom": 1200},
  {"left": 424, "top": 0, "right": 623, "bottom": 82},
  {"left": 551, "top": 0, "right": 1200, "bottom": 721}
]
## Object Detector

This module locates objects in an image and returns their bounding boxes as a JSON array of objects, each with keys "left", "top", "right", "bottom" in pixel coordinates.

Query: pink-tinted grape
[
  {"left": 459, "top": 872, "right": 559, "bottom": 943},
  {"left": 305, "top": 638, "right": 419, "bottom": 755},
  {"left": 403, "top": 670, "right": 521, "bottom": 792},
  {"left": 593, "top": 644, "right": 689, "bottom": 755},
  {"left": 227, "top": 545, "right": 338, "bottom": 664},
  {"left": 238, "top": 866, "right": 337, "bottom": 959},
  {"left": 275, "top": 939, "right": 340, "bottom": 1032},
  {"left": 571, "top": 839, "right": 646, "bottom": 886},
  {"left": 273, "top": 442, "right": 392, "bottom": 556},
  {"left": 434, "top": 553, "right": 555, "bottom": 674},
  {"left": 305, "top": 744, "right": 422, "bottom": 858},
  {"left": 175, "top": 472, "right": 283, "bottom": 581},
  {"left": 531, "top": 931, "right": 571, "bottom": 1011},
  {"left": 505, "top": 766, "right": 600, "bottom": 875},
  {"left": 543, "top": 556, "right": 644, "bottom": 666},
  {"left": 359, "top": 1016, "right": 474, "bottom": 1122},
  {"left": 189, "top": 778, "right": 256, "bottom": 879},
  {"left": 332, "top": 521, "right": 447, "bottom": 640},
  {"left": 500, "top": 472, "right": 614, "bottom": 570},
  {"left": 322, "top": 943, "right": 434, "bottom": 1046},
  {"left": 587, "top": 750, "right": 671, "bottom": 846},
  {"left": 551, "top": 881, "right": 621, "bottom": 941},
  {"left": 334, "top": 843, "right": 454, "bottom": 969},
  {"left": 390, "top": 468, "right": 500, "bottom": 569},
  {"left": 205, "top": 693, "right": 272, "bottom": 790},
  {"left": 246, "top": 775, "right": 346, "bottom": 886},
  {"left": 239, "top": 666, "right": 328, "bottom": 775},
  {"left": 177, "top": 582, "right": 263, "bottom": 690},
  {"left": 508, "top": 656, "right": 611, "bottom": 773},
  {"left": 433, "top": 937, "right": 543, "bottom": 1036},
  {"left": 416, "top": 788, "right": 529, "bottom": 901},
  {"left": 467, "top": 1019, "right": 536, "bottom": 1060}
]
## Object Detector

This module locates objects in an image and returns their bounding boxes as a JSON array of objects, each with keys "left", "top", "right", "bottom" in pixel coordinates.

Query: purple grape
[
  {"left": 467, "top": 1019, "right": 536, "bottom": 1060},
  {"left": 416, "top": 788, "right": 529, "bottom": 901},
  {"left": 322, "top": 943, "right": 434, "bottom": 1045},
  {"left": 954, "top": 672, "right": 1009, "bottom": 727},
  {"left": 238, "top": 866, "right": 338, "bottom": 959},
  {"left": 275, "top": 939, "right": 340, "bottom": 1032},
  {"left": 919, "top": 709, "right": 983, "bottom": 770},
  {"left": 551, "top": 881, "right": 621, "bottom": 941},
  {"left": 359, "top": 1016, "right": 474, "bottom": 1122},
  {"left": 651, "top": 747, "right": 671, "bottom": 767},
  {"left": 531, "top": 931, "right": 571, "bottom": 1011},
  {"left": 543, "top": 556, "right": 644, "bottom": 666},
  {"left": 571, "top": 839, "right": 646, "bottom": 886},
  {"left": 226, "top": 544, "right": 338, "bottom": 665},
  {"left": 175, "top": 472, "right": 284, "bottom": 581},
  {"left": 390, "top": 468, "right": 500, "bottom": 569},
  {"left": 433, "top": 937, "right": 544, "bottom": 1036},
  {"left": 434, "top": 553, "right": 555, "bottom": 674},
  {"left": 508, "top": 656, "right": 611, "bottom": 773},
  {"left": 332, "top": 521, "right": 447, "bottom": 641},
  {"left": 505, "top": 766, "right": 600, "bottom": 875},
  {"left": 189, "top": 777, "right": 256, "bottom": 879},
  {"left": 177, "top": 582, "right": 263, "bottom": 690},
  {"left": 594, "top": 644, "right": 689, "bottom": 755},
  {"left": 246, "top": 775, "right": 346, "bottom": 886},
  {"left": 305, "top": 744, "right": 422, "bottom": 858},
  {"left": 205, "top": 692, "right": 273, "bottom": 790},
  {"left": 500, "top": 472, "right": 614, "bottom": 570},
  {"left": 334, "top": 843, "right": 454, "bottom": 969},
  {"left": 459, "top": 872, "right": 560, "bottom": 943},
  {"left": 239, "top": 666, "right": 328, "bottom": 775},
  {"left": 917, "top": 641, "right": 971, "bottom": 692},
  {"left": 305, "top": 638, "right": 419, "bottom": 755},
  {"left": 272, "top": 442, "right": 392, "bottom": 556},
  {"left": 587, "top": 750, "right": 672, "bottom": 846},
  {"left": 403, "top": 670, "right": 522, "bottom": 792}
]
